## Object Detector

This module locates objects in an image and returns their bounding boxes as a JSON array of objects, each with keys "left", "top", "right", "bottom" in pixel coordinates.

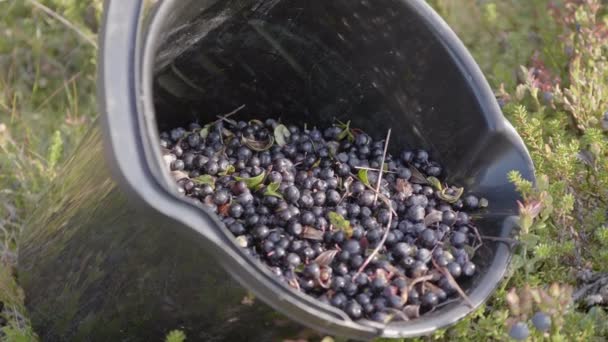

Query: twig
[
  {"left": 353, "top": 165, "right": 397, "bottom": 174},
  {"left": 432, "top": 258, "right": 474, "bottom": 308},
  {"left": 355, "top": 209, "right": 394, "bottom": 277},
  {"left": 373, "top": 129, "right": 392, "bottom": 206},
  {"left": 349, "top": 172, "right": 397, "bottom": 216},
  {"left": 213, "top": 104, "right": 246, "bottom": 125},
  {"left": 407, "top": 274, "right": 435, "bottom": 292},
  {"left": 573, "top": 274, "right": 608, "bottom": 303},
  {"left": 28, "top": 0, "right": 97, "bottom": 48}
]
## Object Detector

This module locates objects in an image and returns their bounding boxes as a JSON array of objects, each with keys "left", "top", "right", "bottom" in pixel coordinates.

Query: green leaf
[
  {"left": 437, "top": 187, "right": 464, "bottom": 203},
  {"left": 274, "top": 124, "right": 291, "bottom": 146},
  {"left": 48, "top": 130, "right": 63, "bottom": 170},
  {"left": 358, "top": 169, "right": 371, "bottom": 187},
  {"left": 426, "top": 176, "right": 443, "bottom": 190},
  {"left": 193, "top": 175, "right": 215, "bottom": 188},
  {"left": 249, "top": 119, "right": 265, "bottom": 126},
  {"left": 519, "top": 233, "right": 540, "bottom": 247},
  {"left": 328, "top": 211, "right": 353, "bottom": 238},
  {"left": 199, "top": 124, "right": 211, "bottom": 139},
  {"left": 264, "top": 181, "right": 283, "bottom": 198},
  {"left": 242, "top": 136, "right": 274, "bottom": 151},
  {"left": 337, "top": 120, "right": 354, "bottom": 141},
  {"left": 219, "top": 164, "right": 236, "bottom": 176},
  {"left": 234, "top": 171, "right": 266, "bottom": 189},
  {"left": 165, "top": 330, "right": 186, "bottom": 342}
]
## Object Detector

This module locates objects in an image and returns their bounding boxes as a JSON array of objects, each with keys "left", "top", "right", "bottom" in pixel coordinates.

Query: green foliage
[{"left": 165, "top": 329, "right": 186, "bottom": 342}]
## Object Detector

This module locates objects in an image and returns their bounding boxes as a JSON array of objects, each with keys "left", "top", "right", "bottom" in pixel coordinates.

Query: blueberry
[
  {"left": 301, "top": 211, "right": 316, "bottom": 226},
  {"left": 304, "top": 263, "right": 321, "bottom": 279},
  {"left": 420, "top": 229, "right": 437, "bottom": 248},
  {"left": 387, "top": 294, "right": 405, "bottom": 309},
  {"left": 284, "top": 185, "right": 300, "bottom": 203},
  {"left": 447, "top": 262, "right": 462, "bottom": 278},
  {"left": 287, "top": 221, "right": 303, "bottom": 236},
  {"left": 358, "top": 190, "right": 375, "bottom": 207},
  {"left": 286, "top": 253, "right": 301, "bottom": 267},
  {"left": 344, "top": 300, "right": 363, "bottom": 319},
  {"left": 213, "top": 190, "right": 229, "bottom": 205},
  {"left": 442, "top": 210, "right": 457, "bottom": 226},
  {"left": 299, "top": 193, "right": 314, "bottom": 208},
  {"left": 451, "top": 231, "right": 467, "bottom": 248},
  {"left": 421, "top": 292, "right": 438, "bottom": 308},
  {"left": 371, "top": 277, "right": 388, "bottom": 293},
  {"left": 462, "top": 261, "right": 476, "bottom": 276},
  {"left": 407, "top": 205, "right": 425, "bottom": 222},
  {"left": 229, "top": 203, "right": 244, "bottom": 218},
  {"left": 313, "top": 192, "right": 326, "bottom": 206},
  {"left": 326, "top": 190, "right": 341, "bottom": 205},
  {"left": 463, "top": 195, "right": 479, "bottom": 209},
  {"left": 330, "top": 293, "right": 347, "bottom": 309},
  {"left": 171, "top": 159, "right": 185, "bottom": 171},
  {"left": 341, "top": 239, "right": 361, "bottom": 255},
  {"left": 252, "top": 225, "right": 270, "bottom": 240},
  {"left": 392, "top": 242, "right": 414, "bottom": 259},
  {"left": 531, "top": 312, "right": 551, "bottom": 332},
  {"left": 415, "top": 150, "right": 429, "bottom": 163},
  {"left": 509, "top": 322, "right": 530, "bottom": 341}
]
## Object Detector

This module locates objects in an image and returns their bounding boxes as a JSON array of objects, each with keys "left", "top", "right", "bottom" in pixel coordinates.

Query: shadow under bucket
[{"left": 17, "top": 0, "right": 534, "bottom": 340}]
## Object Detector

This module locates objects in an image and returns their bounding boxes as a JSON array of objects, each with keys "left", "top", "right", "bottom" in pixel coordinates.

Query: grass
[{"left": 0, "top": 0, "right": 607, "bottom": 341}]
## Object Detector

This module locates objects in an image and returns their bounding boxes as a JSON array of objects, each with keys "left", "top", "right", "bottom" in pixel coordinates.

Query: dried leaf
[
  {"left": 314, "top": 250, "right": 339, "bottom": 266},
  {"left": 358, "top": 168, "right": 371, "bottom": 187},
  {"left": 242, "top": 136, "right": 274, "bottom": 151},
  {"left": 264, "top": 181, "right": 283, "bottom": 198},
  {"left": 424, "top": 209, "right": 443, "bottom": 226},
  {"left": 235, "top": 236, "right": 248, "bottom": 248},
  {"left": 409, "top": 166, "right": 429, "bottom": 184},
  {"left": 249, "top": 119, "right": 264, "bottom": 126},
  {"left": 328, "top": 212, "right": 352, "bottom": 238},
  {"left": 234, "top": 171, "right": 266, "bottom": 188},
  {"left": 302, "top": 227, "right": 324, "bottom": 240},
  {"left": 403, "top": 305, "right": 420, "bottom": 319},
  {"left": 274, "top": 124, "right": 291, "bottom": 146},
  {"left": 395, "top": 178, "right": 413, "bottom": 197},
  {"left": 437, "top": 187, "right": 464, "bottom": 203},
  {"left": 506, "top": 288, "right": 521, "bottom": 316},
  {"left": 171, "top": 170, "right": 190, "bottom": 181},
  {"left": 193, "top": 174, "right": 215, "bottom": 188}
]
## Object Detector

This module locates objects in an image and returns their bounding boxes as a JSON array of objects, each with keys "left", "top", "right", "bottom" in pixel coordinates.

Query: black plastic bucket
[{"left": 18, "top": 0, "right": 535, "bottom": 340}]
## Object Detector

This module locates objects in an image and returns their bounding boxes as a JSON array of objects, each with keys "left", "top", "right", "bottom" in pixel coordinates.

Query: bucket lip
[{"left": 98, "top": 0, "right": 535, "bottom": 339}]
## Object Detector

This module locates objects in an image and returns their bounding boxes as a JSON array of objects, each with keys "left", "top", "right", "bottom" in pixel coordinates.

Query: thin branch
[
  {"left": 28, "top": 0, "right": 97, "bottom": 48},
  {"left": 432, "top": 258, "right": 474, "bottom": 308},
  {"left": 215, "top": 104, "right": 246, "bottom": 125},
  {"left": 355, "top": 208, "right": 393, "bottom": 277},
  {"left": 373, "top": 129, "right": 392, "bottom": 206},
  {"left": 353, "top": 165, "right": 397, "bottom": 174}
]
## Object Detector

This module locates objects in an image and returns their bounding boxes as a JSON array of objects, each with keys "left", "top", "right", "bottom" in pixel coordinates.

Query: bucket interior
[{"left": 144, "top": 0, "right": 518, "bottom": 335}]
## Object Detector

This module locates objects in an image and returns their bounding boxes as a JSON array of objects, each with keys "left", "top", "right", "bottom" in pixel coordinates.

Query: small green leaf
[
  {"left": 426, "top": 176, "right": 443, "bottom": 190},
  {"left": 234, "top": 171, "right": 266, "bottom": 188},
  {"left": 242, "top": 136, "right": 274, "bottom": 151},
  {"left": 199, "top": 124, "right": 211, "bottom": 138},
  {"left": 219, "top": 164, "right": 236, "bottom": 176},
  {"left": 337, "top": 120, "right": 354, "bottom": 141},
  {"left": 437, "top": 187, "right": 464, "bottom": 203},
  {"left": 274, "top": 124, "right": 291, "bottom": 146},
  {"left": 479, "top": 197, "right": 489, "bottom": 208},
  {"left": 328, "top": 211, "right": 353, "bottom": 238},
  {"left": 294, "top": 263, "right": 306, "bottom": 273},
  {"left": 312, "top": 159, "right": 321, "bottom": 168},
  {"left": 264, "top": 181, "right": 283, "bottom": 198},
  {"left": 358, "top": 168, "right": 371, "bottom": 187},
  {"left": 193, "top": 174, "right": 215, "bottom": 188}
]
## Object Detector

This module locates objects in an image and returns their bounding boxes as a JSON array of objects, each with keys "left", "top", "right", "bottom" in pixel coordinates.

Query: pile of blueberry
[{"left": 160, "top": 115, "right": 486, "bottom": 323}]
